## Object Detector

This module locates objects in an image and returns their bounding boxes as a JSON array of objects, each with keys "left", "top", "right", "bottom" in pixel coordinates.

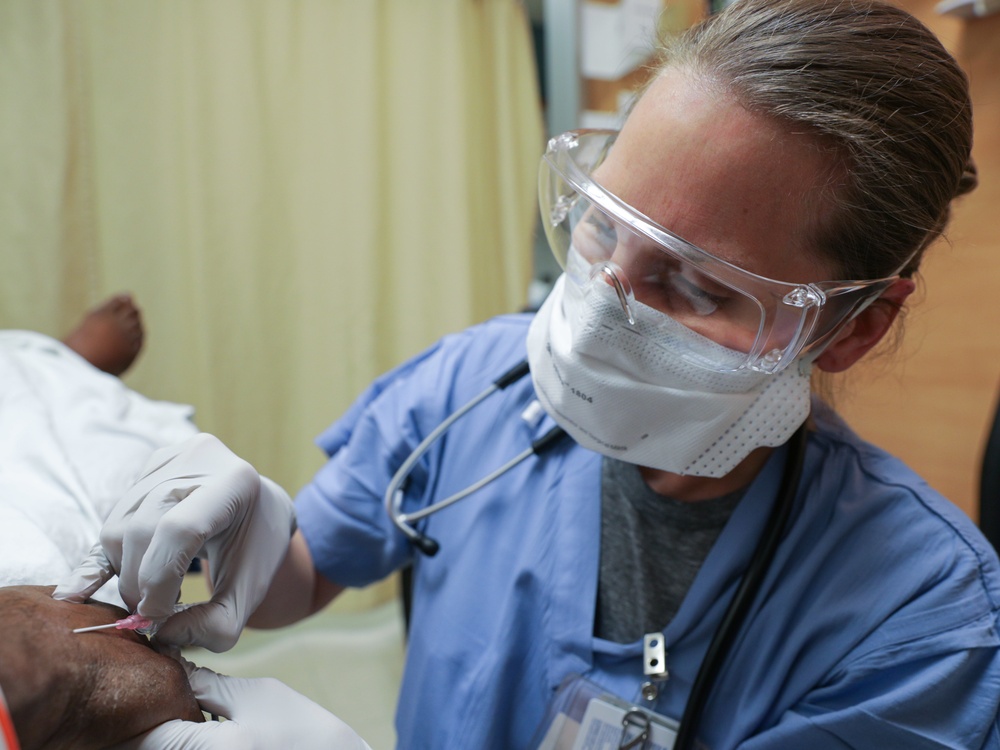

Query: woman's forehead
[{"left": 598, "top": 68, "right": 841, "bottom": 283}]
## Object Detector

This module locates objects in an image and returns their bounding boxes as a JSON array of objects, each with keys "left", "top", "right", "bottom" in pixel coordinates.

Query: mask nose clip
[{"left": 592, "top": 262, "right": 636, "bottom": 325}]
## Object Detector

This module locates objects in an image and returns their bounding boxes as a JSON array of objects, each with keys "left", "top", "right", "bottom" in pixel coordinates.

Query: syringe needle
[
  {"left": 72, "top": 613, "right": 156, "bottom": 635},
  {"left": 73, "top": 622, "right": 120, "bottom": 634}
]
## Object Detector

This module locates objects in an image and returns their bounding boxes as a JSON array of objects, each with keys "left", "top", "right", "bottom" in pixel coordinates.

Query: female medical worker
[{"left": 56, "top": 0, "right": 1000, "bottom": 748}]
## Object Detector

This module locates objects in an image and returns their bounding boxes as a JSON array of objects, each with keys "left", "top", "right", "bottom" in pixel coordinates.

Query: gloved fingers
[
  {"left": 182, "top": 666, "right": 278, "bottom": 719},
  {"left": 184, "top": 666, "right": 237, "bottom": 717},
  {"left": 133, "top": 439, "right": 197, "bottom": 482},
  {"left": 115, "top": 483, "right": 205, "bottom": 615},
  {"left": 171, "top": 659, "right": 244, "bottom": 716},
  {"left": 185, "top": 666, "right": 317, "bottom": 721},
  {"left": 99, "top": 438, "right": 198, "bottom": 549},
  {"left": 105, "top": 718, "right": 243, "bottom": 750},
  {"left": 179, "top": 666, "right": 375, "bottom": 750},
  {"left": 51, "top": 542, "right": 116, "bottom": 603},
  {"left": 151, "top": 640, "right": 186, "bottom": 665},
  {"left": 153, "top": 598, "right": 244, "bottom": 652},
  {"left": 172, "top": 653, "right": 198, "bottom": 678},
  {"left": 122, "top": 434, "right": 227, "bottom": 503},
  {"left": 203, "top": 476, "right": 295, "bottom": 616},
  {"left": 83, "top": 432, "right": 292, "bottom": 654},
  {"left": 129, "top": 467, "right": 260, "bottom": 620},
  {"left": 93, "top": 484, "right": 160, "bottom": 610},
  {"left": 153, "top": 507, "right": 286, "bottom": 651},
  {"left": 103, "top": 440, "right": 215, "bottom": 593}
]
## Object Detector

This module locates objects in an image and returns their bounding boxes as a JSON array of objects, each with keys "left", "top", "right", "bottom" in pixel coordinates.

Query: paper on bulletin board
[{"left": 581, "top": 0, "right": 661, "bottom": 80}]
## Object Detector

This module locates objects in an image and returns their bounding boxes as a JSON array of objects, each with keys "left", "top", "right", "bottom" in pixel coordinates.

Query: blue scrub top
[{"left": 296, "top": 314, "right": 1000, "bottom": 750}]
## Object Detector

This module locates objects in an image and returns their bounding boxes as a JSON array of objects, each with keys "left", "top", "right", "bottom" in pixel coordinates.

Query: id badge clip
[
  {"left": 531, "top": 673, "right": 678, "bottom": 750},
  {"left": 640, "top": 633, "right": 669, "bottom": 703}
]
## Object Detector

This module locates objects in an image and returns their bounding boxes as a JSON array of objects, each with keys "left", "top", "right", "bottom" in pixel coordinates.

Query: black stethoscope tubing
[
  {"left": 388, "top": 357, "right": 807, "bottom": 750},
  {"left": 385, "top": 359, "right": 565, "bottom": 556},
  {"left": 673, "top": 419, "right": 807, "bottom": 750}
]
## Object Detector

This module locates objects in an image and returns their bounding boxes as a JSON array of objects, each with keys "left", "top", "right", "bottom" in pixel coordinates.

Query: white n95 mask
[{"left": 525, "top": 274, "right": 812, "bottom": 477}]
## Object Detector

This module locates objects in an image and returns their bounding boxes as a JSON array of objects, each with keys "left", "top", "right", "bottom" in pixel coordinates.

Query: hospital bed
[{"left": 0, "top": 330, "right": 404, "bottom": 749}]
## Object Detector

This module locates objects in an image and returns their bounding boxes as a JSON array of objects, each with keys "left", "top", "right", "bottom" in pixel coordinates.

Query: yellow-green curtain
[{"left": 0, "top": 0, "right": 544, "bottom": 498}]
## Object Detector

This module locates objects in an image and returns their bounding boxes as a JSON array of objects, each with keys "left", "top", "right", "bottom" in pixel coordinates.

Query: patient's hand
[{"left": 0, "top": 585, "right": 203, "bottom": 750}]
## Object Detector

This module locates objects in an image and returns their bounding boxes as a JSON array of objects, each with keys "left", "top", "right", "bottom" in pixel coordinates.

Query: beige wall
[{"left": 837, "top": 2, "right": 1000, "bottom": 520}]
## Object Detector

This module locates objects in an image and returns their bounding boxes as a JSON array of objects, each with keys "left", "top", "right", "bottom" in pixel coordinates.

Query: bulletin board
[{"left": 577, "top": 0, "right": 706, "bottom": 128}]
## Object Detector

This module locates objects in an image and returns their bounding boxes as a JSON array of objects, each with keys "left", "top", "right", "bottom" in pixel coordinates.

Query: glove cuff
[{"left": 260, "top": 475, "right": 297, "bottom": 537}]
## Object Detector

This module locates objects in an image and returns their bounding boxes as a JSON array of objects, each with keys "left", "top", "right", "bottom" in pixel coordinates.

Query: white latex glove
[
  {"left": 110, "top": 661, "right": 372, "bottom": 750},
  {"left": 53, "top": 433, "right": 296, "bottom": 652}
]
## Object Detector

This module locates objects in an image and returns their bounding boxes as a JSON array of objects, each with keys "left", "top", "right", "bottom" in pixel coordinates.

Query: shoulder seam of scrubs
[{"left": 810, "top": 410, "right": 1000, "bottom": 615}]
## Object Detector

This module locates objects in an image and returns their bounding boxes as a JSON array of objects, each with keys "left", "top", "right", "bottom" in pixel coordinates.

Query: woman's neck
[{"left": 638, "top": 445, "right": 774, "bottom": 501}]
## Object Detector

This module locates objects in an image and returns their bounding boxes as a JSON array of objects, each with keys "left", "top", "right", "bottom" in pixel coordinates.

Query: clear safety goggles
[{"left": 539, "top": 130, "right": 904, "bottom": 374}]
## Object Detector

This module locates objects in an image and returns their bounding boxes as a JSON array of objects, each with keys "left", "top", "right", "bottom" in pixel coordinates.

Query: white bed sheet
[
  {"left": 0, "top": 331, "right": 198, "bottom": 602},
  {"left": 0, "top": 331, "right": 403, "bottom": 746}
]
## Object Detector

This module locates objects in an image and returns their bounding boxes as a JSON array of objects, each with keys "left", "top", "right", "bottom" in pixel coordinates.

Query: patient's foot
[{"left": 62, "top": 294, "right": 144, "bottom": 376}]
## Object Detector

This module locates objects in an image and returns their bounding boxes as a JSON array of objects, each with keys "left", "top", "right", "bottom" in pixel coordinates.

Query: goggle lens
[
  {"left": 538, "top": 130, "right": 904, "bottom": 374},
  {"left": 542, "top": 177, "right": 777, "bottom": 371},
  {"left": 565, "top": 202, "right": 767, "bottom": 357}
]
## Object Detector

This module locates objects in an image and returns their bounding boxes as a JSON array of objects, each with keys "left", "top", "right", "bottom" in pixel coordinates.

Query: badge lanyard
[
  {"left": 671, "top": 421, "right": 806, "bottom": 749},
  {"left": 386, "top": 354, "right": 808, "bottom": 749},
  {"left": 532, "top": 422, "right": 808, "bottom": 750}
]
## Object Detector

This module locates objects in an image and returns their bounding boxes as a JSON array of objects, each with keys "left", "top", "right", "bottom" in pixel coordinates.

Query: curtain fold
[{"left": 0, "top": 0, "right": 544, "bottom": 499}]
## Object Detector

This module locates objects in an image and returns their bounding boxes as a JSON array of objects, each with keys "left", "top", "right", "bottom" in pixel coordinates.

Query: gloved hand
[
  {"left": 53, "top": 433, "right": 296, "bottom": 652},
  {"left": 110, "top": 660, "right": 373, "bottom": 750}
]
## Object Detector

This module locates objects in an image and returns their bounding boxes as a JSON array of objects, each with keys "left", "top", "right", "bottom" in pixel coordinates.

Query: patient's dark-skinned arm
[{"left": 0, "top": 585, "right": 203, "bottom": 750}]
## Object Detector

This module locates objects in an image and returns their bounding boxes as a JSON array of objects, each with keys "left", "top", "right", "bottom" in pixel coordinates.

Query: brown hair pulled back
[{"left": 655, "top": 0, "right": 976, "bottom": 280}]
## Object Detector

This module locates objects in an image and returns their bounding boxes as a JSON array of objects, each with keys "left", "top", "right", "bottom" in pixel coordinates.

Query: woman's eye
[
  {"left": 585, "top": 212, "right": 617, "bottom": 247},
  {"left": 666, "top": 269, "right": 729, "bottom": 315},
  {"left": 570, "top": 213, "right": 618, "bottom": 264}
]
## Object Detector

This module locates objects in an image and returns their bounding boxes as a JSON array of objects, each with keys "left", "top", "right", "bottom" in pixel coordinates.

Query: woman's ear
[{"left": 814, "top": 278, "right": 916, "bottom": 373}]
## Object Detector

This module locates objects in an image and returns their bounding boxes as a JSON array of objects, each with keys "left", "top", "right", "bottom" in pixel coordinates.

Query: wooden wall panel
[{"left": 837, "top": 2, "right": 1000, "bottom": 520}]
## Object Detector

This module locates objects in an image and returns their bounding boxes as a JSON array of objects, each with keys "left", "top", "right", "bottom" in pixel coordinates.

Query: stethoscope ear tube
[
  {"left": 494, "top": 359, "right": 531, "bottom": 389},
  {"left": 388, "top": 359, "right": 554, "bottom": 558},
  {"left": 409, "top": 531, "right": 441, "bottom": 557},
  {"left": 533, "top": 425, "right": 567, "bottom": 453},
  {"left": 672, "top": 421, "right": 809, "bottom": 750}
]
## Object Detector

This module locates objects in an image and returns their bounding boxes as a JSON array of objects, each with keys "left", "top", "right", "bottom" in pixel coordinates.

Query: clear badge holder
[{"left": 531, "top": 674, "right": 678, "bottom": 750}]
